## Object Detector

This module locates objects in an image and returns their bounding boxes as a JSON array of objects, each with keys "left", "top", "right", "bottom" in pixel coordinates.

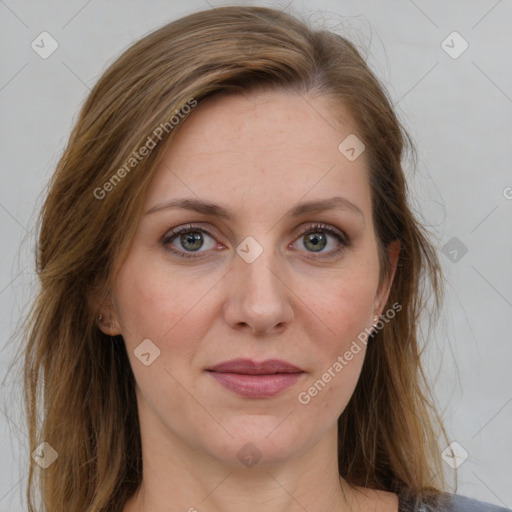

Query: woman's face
[{"left": 105, "top": 89, "right": 397, "bottom": 467}]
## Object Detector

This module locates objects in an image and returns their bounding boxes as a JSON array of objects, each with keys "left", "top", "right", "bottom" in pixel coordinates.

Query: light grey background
[{"left": 1, "top": 1, "right": 511, "bottom": 510}]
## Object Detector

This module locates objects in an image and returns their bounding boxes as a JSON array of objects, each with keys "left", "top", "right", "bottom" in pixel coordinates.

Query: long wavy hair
[{"left": 12, "top": 5, "right": 452, "bottom": 511}]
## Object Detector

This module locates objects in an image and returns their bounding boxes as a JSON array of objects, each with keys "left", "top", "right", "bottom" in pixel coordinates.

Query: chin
[{"left": 202, "top": 418, "right": 311, "bottom": 468}]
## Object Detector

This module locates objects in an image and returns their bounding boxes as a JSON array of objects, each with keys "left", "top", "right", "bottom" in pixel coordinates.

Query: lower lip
[{"left": 208, "top": 371, "right": 304, "bottom": 398}]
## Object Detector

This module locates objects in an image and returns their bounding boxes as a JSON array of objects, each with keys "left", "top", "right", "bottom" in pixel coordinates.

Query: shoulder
[
  {"left": 399, "top": 492, "right": 511, "bottom": 512},
  {"left": 439, "top": 494, "right": 511, "bottom": 512}
]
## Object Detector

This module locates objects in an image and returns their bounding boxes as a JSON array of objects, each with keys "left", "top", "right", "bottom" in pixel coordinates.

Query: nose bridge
[
  {"left": 224, "top": 232, "right": 293, "bottom": 334},
  {"left": 236, "top": 232, "right": 282, "bottom": 302}
]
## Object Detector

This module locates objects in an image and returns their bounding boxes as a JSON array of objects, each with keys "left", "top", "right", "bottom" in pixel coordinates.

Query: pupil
[
  {"left": 182, "top": 232, "right": 202, "bottom": 251},
  {"left": 306, "top": 233, "right": 326, "bottom": 252}
]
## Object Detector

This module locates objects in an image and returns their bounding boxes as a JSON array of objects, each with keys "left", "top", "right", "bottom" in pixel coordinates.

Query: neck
[{"left": 124, "top": 424, "right": 358, "bottom": 512}]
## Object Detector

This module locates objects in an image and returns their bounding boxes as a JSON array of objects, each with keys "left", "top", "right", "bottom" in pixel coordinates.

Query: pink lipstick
[{"left": 206, "top": 358, "right": 304, "bottom": 398}]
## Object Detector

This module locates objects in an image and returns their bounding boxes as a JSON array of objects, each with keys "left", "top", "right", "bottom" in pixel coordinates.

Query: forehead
[{"left": 144, "top": 89, "right": 371, "bottom": 221}]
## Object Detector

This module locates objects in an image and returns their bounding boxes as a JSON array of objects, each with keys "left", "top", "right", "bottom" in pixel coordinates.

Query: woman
[{"left": 20, "top": 5, "right": 510, "bottom": 512}]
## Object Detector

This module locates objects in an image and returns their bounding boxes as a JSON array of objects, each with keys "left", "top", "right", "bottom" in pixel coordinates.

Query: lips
[
  {"left": 206, "top": 358, "right": 304, "bottom": 398},
  {"left": 207, "top": 358, "right": 303, "bottom": 374}
]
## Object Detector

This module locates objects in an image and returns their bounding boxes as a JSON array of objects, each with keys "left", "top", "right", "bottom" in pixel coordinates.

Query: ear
[
  {"left": 89, "top": 285, "right": 122, "bottom": 336},
  {"left": 373, "top": 239, "right": 401, "bottom": 316}
]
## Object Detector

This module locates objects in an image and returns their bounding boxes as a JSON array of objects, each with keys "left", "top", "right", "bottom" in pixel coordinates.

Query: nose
[{"left": 222, "top": 243, "right": 294, "bottom": 337}]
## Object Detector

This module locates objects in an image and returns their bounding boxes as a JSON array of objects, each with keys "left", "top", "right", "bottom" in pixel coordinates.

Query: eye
[
  {"left": 161, "top": 223, "right": 349, "bottom": 259},
  {"left": 291, "top": 223, "right": 349, "bottom": 259},
  {"left": 162, "top": 224, "right": 219, "bottom": 259}
]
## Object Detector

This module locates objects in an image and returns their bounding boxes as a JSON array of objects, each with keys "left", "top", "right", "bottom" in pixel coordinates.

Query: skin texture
[{"left": 98, "top": 89, "right": 400, "bottom": 512}]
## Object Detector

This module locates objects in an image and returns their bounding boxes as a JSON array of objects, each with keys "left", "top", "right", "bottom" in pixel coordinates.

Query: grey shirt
[{"left": 398, "top": 493, "right": 511, "bottom": 512}]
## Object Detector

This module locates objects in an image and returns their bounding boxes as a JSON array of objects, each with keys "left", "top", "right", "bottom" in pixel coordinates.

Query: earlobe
[
  {"left": 96, "top": 311, "right": 122, "bottom": 336},
  {"left": 90, "top": 287, "right": 122, "bottom": 336}
]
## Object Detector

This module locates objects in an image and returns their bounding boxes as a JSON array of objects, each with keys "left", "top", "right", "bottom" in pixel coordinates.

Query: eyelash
[{"left": 161, "top": 223, "right": 349, "bottom": 260}]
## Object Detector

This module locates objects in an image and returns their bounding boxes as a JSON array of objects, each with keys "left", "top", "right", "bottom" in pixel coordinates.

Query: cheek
[
  {"left": 113, "top": 253, "right": 201, "bottom": 349},
  {"left": 295, "top": 254, "right": 379, "bottom": 411},
  {"left": 333, "top": 277, "right": 375, "bottom": 338},
  {"left": 308, "top": 257, "right": 379, "bottom": 350},
  {"left": 112, "top": 251, "right": 228, "bottom": 379}
]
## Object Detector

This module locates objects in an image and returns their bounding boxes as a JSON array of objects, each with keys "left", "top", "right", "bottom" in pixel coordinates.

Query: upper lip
[{"left": 207, "top": 358, "right": 303, "bottom": 374}]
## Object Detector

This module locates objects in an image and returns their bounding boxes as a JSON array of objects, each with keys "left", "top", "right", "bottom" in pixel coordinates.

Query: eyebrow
[{"left": 145, "top": 196, "right": 364, "bottom": 220}]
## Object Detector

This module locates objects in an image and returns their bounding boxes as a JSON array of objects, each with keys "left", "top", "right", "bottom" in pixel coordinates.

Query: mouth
[{"left": 206, "top": 358, "right": 305, "bottom": 398}]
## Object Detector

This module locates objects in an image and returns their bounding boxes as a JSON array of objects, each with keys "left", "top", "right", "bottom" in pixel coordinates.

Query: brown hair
[{"left": 14, "top": 5, "right": 450, "bottom": 511}]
